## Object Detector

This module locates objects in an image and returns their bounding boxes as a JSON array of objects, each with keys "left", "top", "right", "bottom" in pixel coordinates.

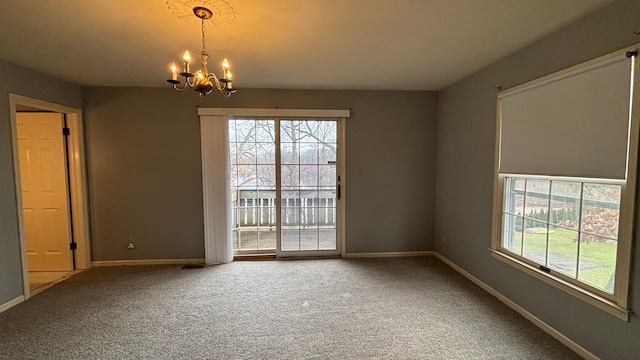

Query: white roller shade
[{"left": 498, "top": 54, "right": 632, "bottom": 179}]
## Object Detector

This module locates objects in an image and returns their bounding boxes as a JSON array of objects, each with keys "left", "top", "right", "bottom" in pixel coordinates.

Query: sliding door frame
[
  {"left": 199, "top": 108, "right": 349, "bottom": 261},
  {"left": 275, "top": 117, "right": 343, "bottom": 258}
]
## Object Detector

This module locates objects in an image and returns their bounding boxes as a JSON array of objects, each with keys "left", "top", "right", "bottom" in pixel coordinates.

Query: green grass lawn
[{"left": 508, "top": 228, "right": 616, "bottom": 291}]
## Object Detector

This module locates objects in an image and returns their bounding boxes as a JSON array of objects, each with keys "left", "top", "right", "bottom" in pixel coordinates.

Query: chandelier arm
[
  {"left": 185, "top": 75, "right": 197, "bottom": 88},
  {"left": 172, "top": 83, "right": 187, "bottom": 92},
  {"left": 207, "top": 73, "right": 226, "bottom": 91}
]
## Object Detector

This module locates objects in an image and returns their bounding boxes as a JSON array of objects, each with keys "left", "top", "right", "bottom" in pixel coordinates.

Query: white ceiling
[{"left": 0, "top": 0, "right": 612, "bottom": 91}]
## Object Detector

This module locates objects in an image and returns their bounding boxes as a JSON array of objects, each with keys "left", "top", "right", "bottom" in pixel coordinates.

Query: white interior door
[{"left": 17, "top": 112, "right": 73, "bottom": 271}]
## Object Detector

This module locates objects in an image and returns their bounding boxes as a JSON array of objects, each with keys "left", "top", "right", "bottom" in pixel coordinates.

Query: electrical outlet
[{"left": 128, "top": 238, "right": 135, "bottom": 249}]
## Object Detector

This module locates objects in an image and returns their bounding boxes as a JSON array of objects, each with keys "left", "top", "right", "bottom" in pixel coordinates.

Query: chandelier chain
[{"left": 201, "top": 18, "right": 206, "bottom": 52}]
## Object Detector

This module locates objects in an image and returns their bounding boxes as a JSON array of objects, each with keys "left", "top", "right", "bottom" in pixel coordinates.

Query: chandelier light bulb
[
  {"left": 170, "top": 63, "right": 178, "bottom": 80},
  {"left": 183, "top": 50, "right": 191, "bottom": 63}
]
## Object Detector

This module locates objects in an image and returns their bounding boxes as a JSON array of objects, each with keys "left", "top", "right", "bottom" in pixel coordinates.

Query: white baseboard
[
  {"left": 0, "top": 295, "right": 25, "bottom": 314},
  {"left": 92, "top": 258, "right": 205, "bottom": 267},
  {"left": 433, "top": 252, "right": 598, "bottom": 360},
  {"left": 343, "top": 251, "right": 434, "bottom": 258}
]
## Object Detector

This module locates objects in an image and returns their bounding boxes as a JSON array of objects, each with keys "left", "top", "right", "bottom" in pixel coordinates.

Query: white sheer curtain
[{"left": 200, "top": 115, "right": 233, "bottom": 264}]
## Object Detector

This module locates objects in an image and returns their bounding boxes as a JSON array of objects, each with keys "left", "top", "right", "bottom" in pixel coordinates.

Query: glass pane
[
  {"left": 502, "top": 213, "right": 522, "bottom": 255},
  {"left": 300, "top": 229, "right": 319, "bottom": 250},
  {"left": 257, "top": 228, "right": 276, "bottom": 250},
  {"left": 300, "top": 165, "right": 318, "bottom": 187},
  {"left": 522, "top": 220, "right": 549, "bottom": 264},
  {"left": 319, "top": 229, "right": 337, "bottom": 250},
  {"left": 235, "top": 142, "right": 257, "bottom": 165},
  {"left": 319, "top": 144, "right": 337, "bottom": 164},
  {"left": 281, "top": 165, "right": 300, "bottom": 187},
  {"left": 254, "top": 201, "right": 269, "bottom": 225},
  {"left": 318, "top": 121, "right": 337, "bottom": 142},
  {"left": 578, "top": 234, "right": 617, "bottom": 293},
  {"left": 319, "top": 189, "right": 336, "bottom": 202},
  {"left": 232, "top": 228, "right": 240, "bottom": 250},
  {"left": 280, "top": 121, "right": 300, "bottom": 142},
  {"left": 235, "top": 165, "right": 256, "bottom": 187},
  {"left": 235, "top": 120, "right": 256, "bottom": 143},
  {"left": 581, "top": 183, "right": 621, "bottom": 239},
  {"left": 255, "top": 120, "right": 274, "bottom": 142},
  {"left": 230, "top": 170, "right": 240, "bottom": 187},
  {"left": 280, "top": 142, "right": 299, "bottom": 164},
  {"left": 282, "top": 190, "right": 299, "bottom": 204},
  {"left": 300, "top": 202, "right": 319, "bottom": 227},
  {"left": 237, "top": 229, "right": 258, "bottom": 251},
  {"left": 298, "top": 121, "right": 319, "bottom": 142},
  {"left": 228, "top": 120, "right": 238, "bottom": 143},
  {"left": 257, "top": 142, "right": 275, "bottom": 164},
  {"left": 549, "top": 181, "right": 581, "bottom": 230},
  {"left": 300, "top": 189, "right": 319, "bottom": 204},
  {"left": 524, "top": 179, "right": 550, "bottom": 223},
  {"left": 547, "top": 228, "right": 578, "bottom": 277},
  {"left": 282, "top": 207, "right": 300, "bottom": 227},
  {"left": 281, "top": 229, "right": 300, "bottom": 251},
  {"left": 229, "top": 142, "right": 239, "bottom": 164},
  {"left": 504, "top": 177, "right": 525, "bottom": 216},
  {"left": 256, "top": 165, "right": 275, "bottom": 188},
  {"left": 318, "top": 165, "right": 336, "bottom": 186},
  {"left": 318, "top": 207, "right": 336, "bottom": 227},
  {"left": 299, "top": 143, "right": 318, "bottom": 164}
]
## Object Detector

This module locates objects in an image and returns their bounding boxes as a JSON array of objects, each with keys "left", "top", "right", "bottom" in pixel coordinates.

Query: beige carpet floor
[{"left": 1, "top": 257, "right": 581, "bottom": 359}]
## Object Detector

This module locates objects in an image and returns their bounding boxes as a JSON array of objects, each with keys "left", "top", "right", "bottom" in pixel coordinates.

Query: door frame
[
  {"left": 199, "top": 108, "right": 349, "bottom": 262},
  {"left": 8, "top": 93, "right": 91, "bottom": 300}
]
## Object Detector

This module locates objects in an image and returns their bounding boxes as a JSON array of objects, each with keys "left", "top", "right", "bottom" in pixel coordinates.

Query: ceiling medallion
[{"left": 165, "top": 0, "right": 236, "bottom": 27}]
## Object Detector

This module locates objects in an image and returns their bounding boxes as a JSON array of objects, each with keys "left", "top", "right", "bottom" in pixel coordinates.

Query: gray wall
[
  {"left": 434, "top": 0, "right": 640, "bottom": 358},
  {"left": 82, "top": 87, "right": 438, "bottom": 260},
  {"left": 0, "top": 60, "right": 82, "bottom": 305}
]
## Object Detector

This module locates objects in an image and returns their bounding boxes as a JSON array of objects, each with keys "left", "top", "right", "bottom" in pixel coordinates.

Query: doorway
[
  {"left": 9, "top": 94, "right": 90, "bottom": 299},
  {"left": 229, "top": 118, "right": 340, "bottom": 256}
]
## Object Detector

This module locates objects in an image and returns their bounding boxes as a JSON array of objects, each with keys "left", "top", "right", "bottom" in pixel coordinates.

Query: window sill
[{"left": 490, "top": 249, "right": 629, "bottom": 321}]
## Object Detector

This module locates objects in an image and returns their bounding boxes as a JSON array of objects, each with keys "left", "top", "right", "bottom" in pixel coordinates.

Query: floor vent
[{"left": 181, "top": 264, "right": 205, "bottom": 269}]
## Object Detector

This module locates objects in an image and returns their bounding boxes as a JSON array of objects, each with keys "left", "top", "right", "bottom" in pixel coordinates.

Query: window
[
  {"left": 502, "top": 177, "right": 620, "bottom": 293},
  {"left": 491, "top": 46, "right": 639, "bottom": 320}
]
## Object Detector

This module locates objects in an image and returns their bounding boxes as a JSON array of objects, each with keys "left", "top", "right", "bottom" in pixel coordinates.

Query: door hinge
[
  {"left": 62, "top": 127, "right": 70, "bottom": 136},
  {"left": 70, "top": 242, "right": 77, "bottom": 251}
]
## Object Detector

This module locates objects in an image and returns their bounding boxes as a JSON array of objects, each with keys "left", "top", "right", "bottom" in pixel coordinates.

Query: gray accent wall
[
  {"left": 435, "top": 0, "right": 640, "bottom": 358},
  {"left": 82, "top": 88, "right": 438, "bottom": 260},
  {"left": 0, "top": 60, "right": 82, "bottom": 305}
]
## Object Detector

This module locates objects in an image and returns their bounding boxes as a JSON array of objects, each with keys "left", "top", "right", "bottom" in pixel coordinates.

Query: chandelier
[{"left": 167, "top": 6, "right": 236, "bottom": 97}]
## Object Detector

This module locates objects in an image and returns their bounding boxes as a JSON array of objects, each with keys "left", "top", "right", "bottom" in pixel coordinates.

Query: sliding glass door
[
  {"left": 280, "top": 120, "right": 337, "bottom": 252},
  {"left": 229, "top": 118, "right": 340, "bottom": 256}
]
